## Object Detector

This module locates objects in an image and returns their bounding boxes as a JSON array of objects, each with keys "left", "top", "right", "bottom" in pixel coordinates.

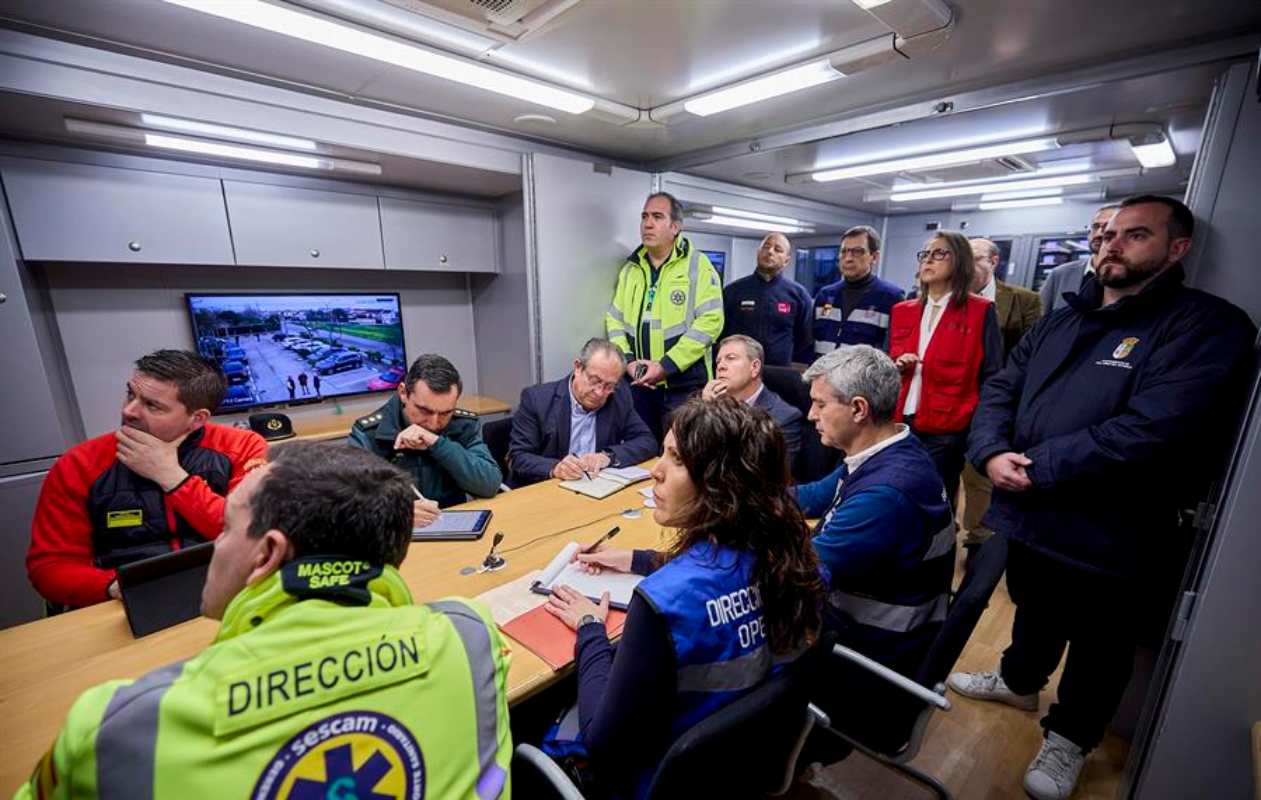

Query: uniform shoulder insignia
[
  {"left": 355, "top": 412, "right": 383, "bottom": 430},
  {"left": 453, "top": 408, "right": 477, "bottom": 420}
]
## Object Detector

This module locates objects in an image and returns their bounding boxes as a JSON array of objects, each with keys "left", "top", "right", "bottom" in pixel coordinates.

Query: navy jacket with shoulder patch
[{"left": 967, "top": 264, "right": 1256, "bottom": 578}]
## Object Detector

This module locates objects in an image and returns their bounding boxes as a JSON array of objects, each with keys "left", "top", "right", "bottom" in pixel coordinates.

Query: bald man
[{"left": 720, "top": 232, "right": 815, "bottom": 366}]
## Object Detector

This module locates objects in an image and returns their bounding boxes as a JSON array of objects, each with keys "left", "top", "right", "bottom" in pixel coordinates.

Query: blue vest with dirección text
[
  {"left": 635, "top": 542, "right": 773, "bottom": 738},
  {"left": 824, "top": 436, "right": 955, "bottom": 671}
]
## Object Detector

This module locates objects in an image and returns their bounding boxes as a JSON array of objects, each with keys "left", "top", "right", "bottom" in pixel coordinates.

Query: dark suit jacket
[
  {"left": 752, "top": 385, "right": 803, "bottom": 465},
  {"left": 508, "top": 375, "right": 658, "bottom": 486},
  {"left": 994, "top": 280, "right": 1043, "bottom": 358}
]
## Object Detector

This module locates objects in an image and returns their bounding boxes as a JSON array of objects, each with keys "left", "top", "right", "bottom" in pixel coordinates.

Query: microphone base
[{"left": 482, "top": 555, "right": 506, "bottom": 572}]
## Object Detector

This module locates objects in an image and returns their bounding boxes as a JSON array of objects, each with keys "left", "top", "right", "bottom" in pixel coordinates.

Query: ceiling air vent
[{"left": 381, "top": 0, "right": 582, "bottom": 41}]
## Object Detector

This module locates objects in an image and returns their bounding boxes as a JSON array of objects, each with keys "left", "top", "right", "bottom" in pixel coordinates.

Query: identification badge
[
  {"left": 106, "top": 509, "right": 144, "bottom": 528},
  {"left": 777, "top": 302, "right": 792, "bottom": 314}
]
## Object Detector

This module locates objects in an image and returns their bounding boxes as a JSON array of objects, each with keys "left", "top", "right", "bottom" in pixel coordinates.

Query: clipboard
[{"left": 528, "top": 541, "right": 643, "bottom": 611}]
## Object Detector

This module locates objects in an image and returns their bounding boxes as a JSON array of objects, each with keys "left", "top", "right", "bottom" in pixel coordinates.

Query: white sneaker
[
  {"left": 1023, "top": 731, "right": 1086, "bottom": 800},
  {"left": 946, "top": 669, "right": 1039, "bottom": 711}
]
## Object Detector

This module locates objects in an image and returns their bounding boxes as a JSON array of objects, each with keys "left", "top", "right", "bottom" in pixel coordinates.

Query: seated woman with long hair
[{"left": 544, "top": 396, "right": 826, "bottom": 797}]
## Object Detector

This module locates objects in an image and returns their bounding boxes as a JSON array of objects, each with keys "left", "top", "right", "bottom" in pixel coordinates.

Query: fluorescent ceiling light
[
  {"left": 812, "top": 137, "right": 1058, "bottom": 182},
  {"left": 851, "top": 0, "right": 894, "bottom": 7},
  {"left": 161, "top": 0, "right": 596, "bottom": 114},
  {"left": 890, "top": 173, "right": 1096, "bottom": 202},
  {"left": 143, "top": 133, "right": 324, "bottom": 169},
  {"left": 709, "top": 206, "right": 803, "bottom": 226},
  {"left": 683, "top": 60, "right": 841, "bottom": 117},
  {"left": 978, "top": 197, "right": 1065, "bottom": 211},
  {"left": 979, "top": 187, "right": 1064, "bottom": 202},
  {"left": 695, "top": 215, "right": 811, "bottom": 234},
  {"left": 1129, "top": 139, "right": 1176, "bottom": 169},
  {"left": 139, "top": 114, "right": 317, "bottom": 151}
]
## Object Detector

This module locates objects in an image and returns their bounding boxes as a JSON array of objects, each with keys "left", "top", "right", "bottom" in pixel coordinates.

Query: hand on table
[
  {"left": 986, "top": 452, "right": 1033, "bottom": 492},
  {"left": 552, "top": 455, "right": 589, "bottom": 481},
  {"left": 412, "top": 497, "right": 441, "bottom": 528},
  {"left": 115, "top": 427, "right": 189, "bottom": 491},
  {"left": 394, "top": 424, "right": 439, "bottom": 451},
  {"left": 544, "top": 585, "right": 609, "bottom": 631},
  {"left": 576, "top": 452, "right": 611, "bottom": 475}
]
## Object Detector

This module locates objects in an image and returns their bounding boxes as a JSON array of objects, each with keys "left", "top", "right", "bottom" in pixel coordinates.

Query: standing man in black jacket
[{"left": 948, "top": 195, "right": 1257, "bottom": 800}]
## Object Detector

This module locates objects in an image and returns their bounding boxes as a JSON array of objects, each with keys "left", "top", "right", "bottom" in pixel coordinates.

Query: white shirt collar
[
  {"left": 980, "top": 275, "right": 997, "bottom": 302},
  {"left": 844, "top": 424, "right": 910, "bottom": 475},
  {"left": 925, "top": 292, "right": 949, "bottom": 309}
]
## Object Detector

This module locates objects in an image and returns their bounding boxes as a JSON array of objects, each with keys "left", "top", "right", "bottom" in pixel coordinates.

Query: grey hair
[
  {"left": 970, "top": 237, "right": 1000, "bottom": 261},
  {"left": 718, "top": 334, "right": 764, "bottom": 364},
  {"left": 578, "top": 337, "right": 624, "bottom": 367},
  {"left": 801, "top": 344, "right": 901, "bottom": 423},
  {"left": 646, "top": 191, "right": 684, "bottom": 224}
]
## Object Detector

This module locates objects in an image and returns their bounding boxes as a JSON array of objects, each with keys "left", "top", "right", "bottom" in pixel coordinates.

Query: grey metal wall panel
[
  {"left": 0, "top": 208, "right": 73, "bottom": 464},
  {"left": 471, "top": 191, "right": 534, "bottom": 408},
  {"left": 380, "top": 196, "right": 496, "bottom": 273},
  {"left": 223, "top": 180, "right": 384, "bottom": 269},
  {"left": 1, "top": 158, "right": 234, "bottom": 265},
  {"left": 0, "top": 469, "right": 49, "bottom": 629},
  {"left": 531, "top": 153, "right": 650, "bottom": 380}
]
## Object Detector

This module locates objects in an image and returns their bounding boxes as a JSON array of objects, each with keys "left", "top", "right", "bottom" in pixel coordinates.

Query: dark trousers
[
  {"left": 906, "top": 419, "right": 967, "bottom": 511},
  {"left": 999, "top": 541, "right": 1139, "bottom": 751},
  {"left": 631, "top": 383, "right": 698, "bottom": 443}
]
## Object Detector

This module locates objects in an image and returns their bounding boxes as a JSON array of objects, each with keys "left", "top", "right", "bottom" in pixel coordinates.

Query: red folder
[{"left": 500, "top": 605, "right": 627, "bottom": 670}]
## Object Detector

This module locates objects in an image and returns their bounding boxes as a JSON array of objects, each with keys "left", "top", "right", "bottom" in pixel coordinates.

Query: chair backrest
[
  {"left": 646, "top": 648, "right": 822, "bottom": 799},
  {"left": 481, "top": 415, "right": 513, "bottom": 476},
  {"left": 761, "top": 365, "right": 843, "bottom": 482},
  {"left": 917, "top": 530, "right": 1009, "bottom": 689},
  {"left": 762, "top": 364, "right": 810, "bottom": 414}
]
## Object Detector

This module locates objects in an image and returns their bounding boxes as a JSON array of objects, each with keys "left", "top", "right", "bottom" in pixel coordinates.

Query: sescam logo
[
  {"left": 252, "top": 710, "right": 425, "bottom": 800},
  {"left": 670, "top": 289, "right": 686, "bottom": 306}
]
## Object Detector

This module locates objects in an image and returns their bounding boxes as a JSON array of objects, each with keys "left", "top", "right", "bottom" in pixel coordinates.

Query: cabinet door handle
[
  {"left": 310, "top": 249, "right": 320, "bottom": 258},
  {"left": 128, "top": 241, "right": 142, "bottom": 252},
  {"left": 439, "top": 254, "right": 448, "bottom": 264}
]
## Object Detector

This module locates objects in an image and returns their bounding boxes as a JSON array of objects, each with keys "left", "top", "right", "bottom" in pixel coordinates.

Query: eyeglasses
[
  {"left": 916, "top": 248, "right": 953, "bottom": 262},
  {"left": 580, "top": 369, "right": 619, "bottom": 393},
  {"left": 840, "top": 247, "right": 869, "bottom": 258}
]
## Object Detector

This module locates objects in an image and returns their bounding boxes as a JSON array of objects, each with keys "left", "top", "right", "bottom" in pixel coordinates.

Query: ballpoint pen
[{"left": 581, "top": 525, "right": 621, "bottom": 554}]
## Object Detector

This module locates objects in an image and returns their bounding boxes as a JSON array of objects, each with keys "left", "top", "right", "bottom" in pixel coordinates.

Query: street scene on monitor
[{"left": 187, "top": 294, "right": 407, "bottom": 412}]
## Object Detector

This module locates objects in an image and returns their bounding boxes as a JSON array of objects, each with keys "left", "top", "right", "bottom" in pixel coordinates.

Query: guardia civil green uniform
[
  {"left": 347, "top": 394, "right": 502, "bottom": 507},
  {"left": 18, "top": 558, "right": 512, "bottom": 800},
  {"left": 604, "top": 235, "right": 725, "bottom": 391}
]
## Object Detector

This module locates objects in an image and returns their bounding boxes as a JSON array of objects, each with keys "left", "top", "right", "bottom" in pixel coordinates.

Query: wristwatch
[
  {"left": 601, "top": 449, "right": 617, "bottom": 468},
  {"left": 578, "top": 613, "right": 601, "bottom": 628}
]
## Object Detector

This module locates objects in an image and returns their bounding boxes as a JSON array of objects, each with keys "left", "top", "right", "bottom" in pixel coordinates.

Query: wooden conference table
[{"left": 0, "top": 469, "right": 665, "bottom": 795}]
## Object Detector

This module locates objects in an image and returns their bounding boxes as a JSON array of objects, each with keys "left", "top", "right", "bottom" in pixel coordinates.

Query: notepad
[
  {"left": 529, "top": 541, "right": 643, "bottom": 610},
  {"left": 558, "top": 465, "right": 652, "bottom": 499},
  {"left": 500, "top": 604, "right": 627, "bottom": 670}
]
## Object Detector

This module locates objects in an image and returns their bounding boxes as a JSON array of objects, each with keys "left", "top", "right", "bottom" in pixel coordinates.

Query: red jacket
[
  {"left": 889, "top": 295, "right": 992, "bottom": 434},
  {"left": 27, "top": 423, "right": 268, "bottom": 608}
]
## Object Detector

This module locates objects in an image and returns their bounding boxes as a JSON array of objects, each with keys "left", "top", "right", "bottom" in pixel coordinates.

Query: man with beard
[
  {"left": 720, "top": 232, "right": 814, "bottom": 366},
  {"left": 949, "top": 195, "right": 1256, "bottom": 800},
  {"left": 1039, "top": 204, "right": 1119, "bottom": 313},
  {"left": 27, "top": 350, "right": 268, "bottom": 608}
]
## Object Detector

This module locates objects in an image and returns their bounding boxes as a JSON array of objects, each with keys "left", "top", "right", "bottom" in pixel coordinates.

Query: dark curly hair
[{"left": 662, "top": 396, "right": 826, "bottom": 655}]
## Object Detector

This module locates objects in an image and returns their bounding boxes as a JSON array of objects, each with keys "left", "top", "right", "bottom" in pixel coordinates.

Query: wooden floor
[{"left": 789, "top": 549, "right": 1129, "bottom": 800}]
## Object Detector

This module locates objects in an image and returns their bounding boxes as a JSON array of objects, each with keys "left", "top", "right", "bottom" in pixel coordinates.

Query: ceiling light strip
[
  {"left": 889, "top": 173, "right": 1098, "bottom": 202},
  {"left": 811, "top": 136, "right": 1059, "bottom": 182},
  {"left": 708, "top": 205, "right": 803, "bottom": 226},
  {"left": 683, "top": 61, "right": 841, "bottom": 117},
  {"left": 139, "top": 113, "right": 318, "bottom": 151},
  {"left": 161, "top": 0, "right": 600, "bottom": 114},
  {"left": 977, "top": 197, "right": 1065, "bottom": 211}
]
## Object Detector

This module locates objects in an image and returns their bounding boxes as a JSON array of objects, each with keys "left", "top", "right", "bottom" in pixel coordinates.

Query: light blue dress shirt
[{"left": 568, "top": 378, "right": 598, "bottom": 456}]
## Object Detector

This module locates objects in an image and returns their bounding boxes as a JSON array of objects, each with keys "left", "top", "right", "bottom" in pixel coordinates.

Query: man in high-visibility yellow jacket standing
[
  {"left": 605, "top": 192, "right": 725, "bottom": 440},
  {"left": 16, "top": 442, "right": 512, "bottom": 800}
]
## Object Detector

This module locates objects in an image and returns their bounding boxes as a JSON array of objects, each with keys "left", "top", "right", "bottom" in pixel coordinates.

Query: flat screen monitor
[
  {"left": 186, "top": 293, "right": 407, "bottom": 414},
  {"left": 702, "top": 250, "right": 726, "bottom": 282}
]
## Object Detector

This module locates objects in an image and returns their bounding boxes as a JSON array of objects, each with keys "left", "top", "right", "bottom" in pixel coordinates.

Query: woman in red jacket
[{"left": 889, "top": 231, "right": 1003, "bottom": 509}]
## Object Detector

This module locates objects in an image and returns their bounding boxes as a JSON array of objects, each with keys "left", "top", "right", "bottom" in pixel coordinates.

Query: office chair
[
  {"left": 513, "top": 636, "right": 833, "bottom": 799},
  {"left": 809, "top": 531, "right": 1010, "bottom": 800},
  {"left": 761, "top": 364, "right": 842, "bottom": 483},
  {"left": 480, "top": 415, "right": 514, "bottom": 492}
]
